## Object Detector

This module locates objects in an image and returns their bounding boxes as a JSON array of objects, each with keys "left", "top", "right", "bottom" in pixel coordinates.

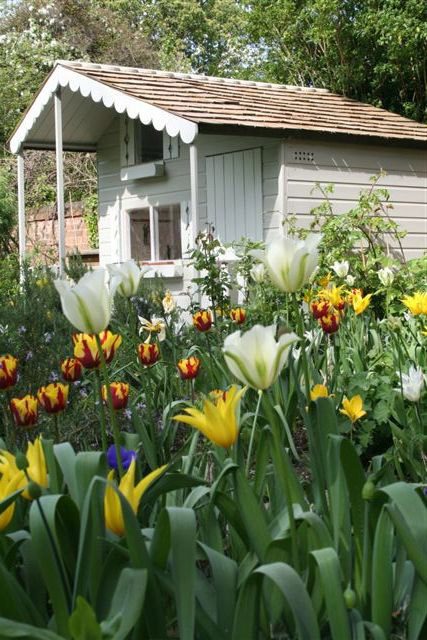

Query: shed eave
[{"left": 8, "top": 64, "right": 199, "bottom": 154}]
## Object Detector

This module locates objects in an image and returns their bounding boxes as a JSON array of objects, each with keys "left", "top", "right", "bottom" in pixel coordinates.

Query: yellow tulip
[
  {"left": 352, "top": 293, "right": 372, "bottom": 315},
  {"left": 339, "top": 395, "right": 366, "bottom": 424},
  {"left": 0, "top": 470, "right": 25, "bottom": 531},
  {"left": 0, "top": 437, "right": 48, "bottom": 500},
  {"left": 173, "top": 385, "right": 246, "bottom": 448},
  {"left": 310, "top": 384, "right": 330, "bottom": 401},
  {"left": 402, "top": 292, "right": 427, "bottom": 316},
  {"left": 104, "top": 460, "right": 167, "bottom": 536}
]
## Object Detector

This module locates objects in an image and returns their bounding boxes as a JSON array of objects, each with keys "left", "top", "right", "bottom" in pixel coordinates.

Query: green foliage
[
  {"left": 0, "top": 163, "right": 17, "bottom": 257},
  {"left": 82, "top": 194, "right": 99, "bottom": 250}
]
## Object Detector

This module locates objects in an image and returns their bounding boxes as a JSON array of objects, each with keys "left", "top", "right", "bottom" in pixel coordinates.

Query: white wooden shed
[{"left": 8, "top": 60, "right": 427, "bottom": 297}]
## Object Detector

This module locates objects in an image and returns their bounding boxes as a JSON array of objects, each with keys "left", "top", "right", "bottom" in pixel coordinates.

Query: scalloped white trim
[{"left": 9, "top": 65, "right": 198, "bottom": 153}]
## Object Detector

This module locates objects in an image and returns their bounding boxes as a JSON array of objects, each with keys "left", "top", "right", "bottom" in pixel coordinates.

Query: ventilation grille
[{"left": 293, "top": 150, "right": 315, "bottom": 163}]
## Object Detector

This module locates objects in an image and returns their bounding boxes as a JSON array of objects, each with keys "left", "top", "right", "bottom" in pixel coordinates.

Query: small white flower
[
  {"left": 398, "top": 365, "right": 425, "bottom": 402},
  {"left": 378, "top": 267, "right": 394, "bottom": 287},
  {"left": 250, "top": 263, "right": 266, "bottom": 283},
  {"left": 162, "top": 291, "right": 176, "bottom": 314},
  {"left": 331, "top": 261, "right": 349, "bottom": 278},
  {"left": 138, "top": 316, "right": 166, "bottom": 342},
  {"left": 107, "top": 260, "right": 148, "bottom": 298},
  {"left": 345, "top": 275, "right": 356, "bottom": 286},
  {"left": 261, "top": 234, "right": 321, "bottom": 293}
]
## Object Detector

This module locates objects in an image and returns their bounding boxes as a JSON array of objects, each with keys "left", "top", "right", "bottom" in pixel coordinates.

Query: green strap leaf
[
  {"left": 0, "top": 618, "right": 64, "bottom": 639},
  {"left": 311, "top": 548, "right": 352, "bottom": 640},
  {"left": 371, "top": 508, "right": 394, "bottom": 637}
]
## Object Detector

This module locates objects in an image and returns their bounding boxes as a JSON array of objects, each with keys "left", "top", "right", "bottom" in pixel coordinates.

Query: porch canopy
[{"left": 9, "top": 60, "right": 427, "bottom": 272}]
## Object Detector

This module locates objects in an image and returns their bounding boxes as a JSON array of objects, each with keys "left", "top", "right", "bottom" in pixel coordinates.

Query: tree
[{"left": 246, "top": 0, "right": 427, "bottom": 122}]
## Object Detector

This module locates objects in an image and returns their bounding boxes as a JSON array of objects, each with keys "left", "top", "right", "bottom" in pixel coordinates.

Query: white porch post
[
  {"left": 189, "top": 143, "right": 199, "bottom": 245},
  {"left": 17, "top": 151, "right": 26, "bottom": 267},
  {"left": 278, "top": 140, "right": 287, "bottom": 235},
  {"left": 54, "top": 89, "right": 66, "bottom": 275}
]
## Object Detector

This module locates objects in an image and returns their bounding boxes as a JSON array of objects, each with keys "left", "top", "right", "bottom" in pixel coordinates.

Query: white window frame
[
  {"left": 120, "top": 116, "right": 179, "bottom": 182},
  {"left": 125, "top": 201, "right": 190, "bottom": 277}
]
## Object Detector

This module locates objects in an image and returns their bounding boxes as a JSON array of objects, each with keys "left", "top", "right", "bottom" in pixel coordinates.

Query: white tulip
[
  {"left": 398, "top": 365, "right": 425, "bottom": 402},
  {"left": 107, "top": 260, "right": 148, "bottom": 298},
  {"left": 55, "top": 269, "right": 115, "bottom": 333},
  {"left": 378, "top": 267, "right": 394, "bottom": 287},
  {"left": 345, "top": 275, "right": 356, "bottom": 286},
  {"left": 250, "top": 263, "right": 266, "bottom": 283},
  {"left": 223, "top": 324, "right": 299, "bottom": 390},
  {"left": 331, "top": 260, "right": 349, "bottom": 278},
  {"left": 263, "top": 234, "right": 321, "bottom": 293}
]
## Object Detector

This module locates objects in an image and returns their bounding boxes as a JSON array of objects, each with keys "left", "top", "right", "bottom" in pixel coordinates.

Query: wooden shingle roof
[{"left": 62, "top": 61, "right": 427, "bottom": 144}]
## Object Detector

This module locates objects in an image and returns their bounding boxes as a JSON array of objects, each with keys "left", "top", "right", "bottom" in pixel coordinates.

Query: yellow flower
[
  {"left": 318, "top": 285, "right": 346, "bottom": 310},
  {"left": 0, "top": 437, "right": 48, "bottom": 500},
  {"left": 0, "top": 470, "right": 25, "bottom": 531},
  {"left": 310, "top": 384, "right": 330, "bottom": 401},
  {"left": 318, "top": 273, "right": 332, "bottom": 288},
  {"left": 352, "top": 293, "right": 372, "bottom": 315},
  {"left": 104, "top": 459, "right": 167, "bottom": 536},
  {"left": 402, "top": 292, "right": 427, "bottom": 316},
  {"left": 173, "top": 385, "right": 246, "bottom": 448},
  {"left": 339, "top": 395, "right": 366, "bottom": 424}
]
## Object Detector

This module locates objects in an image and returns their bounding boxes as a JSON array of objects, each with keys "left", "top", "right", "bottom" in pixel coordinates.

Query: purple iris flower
[{"left": 106, "top": 445, "right": 136, "bottom": 471}]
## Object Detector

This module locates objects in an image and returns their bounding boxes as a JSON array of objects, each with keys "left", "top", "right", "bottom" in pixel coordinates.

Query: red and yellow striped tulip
[
  {"left": 193, "top": 310, "right": 213, "bottom": 332},
  {"left": 138, "top": 342, "right": 160, "bottom": 367},
  {"left": 0, "top": 355, "right": 18, "bottom": 390},
  {"left": 10, "top": 395, "right": 38, "bottom": 427},
  {"left": 99, "top": 330, "right": 122, "bottom": 364},
  {"left": 37, "top": 383, "right": 69, "bottom": 414},
  {"left": 230, "top": 307, "right": 246, "bottom": 325},
  {"left": 102, "top": 382, "right": 130, "bottom": 410},
  {"left": 319, "top": 311, "right": 340, "bottom": 334},
  {"left": 73, "top": 333, "right": 101, "bottom": 369},
  {"left": 61, "top": 357, "right": 83, "bottom": 382},
  {"left": 177, "top": 356, "right": 201, "bottom": 380}
]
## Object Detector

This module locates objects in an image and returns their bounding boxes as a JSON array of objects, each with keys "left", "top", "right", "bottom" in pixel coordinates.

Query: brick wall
[{"left": 26, "top": 202, "right": 99, "bottom": 264}]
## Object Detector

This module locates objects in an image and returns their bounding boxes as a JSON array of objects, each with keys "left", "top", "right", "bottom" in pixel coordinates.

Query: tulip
[
  {"left": 37, "top": 383, "right": 69, "bottom": 413},
  {"left": 401, "top": 292, "right": 427, "bottom": 316},
  {"left": 107, "top": 260, "right": 148, "bottom": 298},
  {"left": 378, "top": 267, "right": 394, "bottom": 287},
  {"left": 230, "top": 308, "right": 247, "bottom": 325},
  {"left": 162, "top": 290, "right": 176, "bottom": 314},
  {"left": 177, "top": 356, "right": 201, "bottom": 380},
  {"left": 318, "top": 311, "right": 340, "bottom": 334},
  {"left": 0, "top": 470, "right": 24, "bottom": 530},
  {"left": 10, "top": 395, "right": 38, "bottom": 427},
  {"left": 61, "top": 357, "right": 83, "bottom": 382},
  {"left": 223, "top": 324, "right": 299, "bottom": 390},
  {"left": 139, "top": 316, "right": 166, "bottom": 342},
  {"left": 345, "top": 275, "right": 355, "bottom": 287},
  {"left": 0, "top": 438, "right": 49, "bottom": 500},
  {"left": 106, "top": 445, "right": 136, "bottom": 471},
  {"left": 310, "top": 384, "right": 330, "bottom": 401},
  {"left": 73, "top": 334, "right": 101, "bottom": 369},
  {"left": 398, "top": 365, "right": 425, "bottom": 402},
  {"left": 262, "top": 234, "right": 321, "bottom": 293},
  {"left": 99, "top": 331, "right": 122, "bottom": 364},
  {"left": 104, "top": 459, "right": 167, "bottom": 536},
  {"left": 310, "top": 299, "right": 330, "bottom": 319},
  {"left": 319, "top": 286, "right": 346, "bottom": 310},
  {"left": 250, "top": 263, "right": 266, "bottom": 283},
  {"left": 339, "top": 395, "right": 366, "bottom": 423},
  {"left": 174, "top": 385, "right": 246, "bottom": 448},
  {"left": 102, "top": 382, "right": 130, "bottom": 410},
  {"left": 209, "top": 389, "right": 228, "bottom": 403},
  {"left": 55, "top": 269, "right": 117, "bottom": 333},
  {"left": 352, "top": 293, "right": 372, "bottom": 315},
  {"left": 137, "top": 342, "right": 160, "bottom": 366},
  {"left": 331, "top": 261, "right": 349, "bottom": 278},
  {"left": 193, "top": 310, "right": 213, "bottom": 332},
  {"left": 0, "top": 355, "right": 18, "bottom": 390}
]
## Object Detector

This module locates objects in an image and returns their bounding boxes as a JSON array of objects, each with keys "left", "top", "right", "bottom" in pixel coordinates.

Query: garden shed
[{"left": 8, "top": 60, "right": 427, "bottom": 296}]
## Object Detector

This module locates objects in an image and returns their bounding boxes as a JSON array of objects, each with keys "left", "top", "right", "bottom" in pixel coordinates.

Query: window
[
  {"left": 134, "top": 122, "right": 163, "bottom": 164},
  {"left": 129, "top": 204, "right": 182, "bottom": 262}
]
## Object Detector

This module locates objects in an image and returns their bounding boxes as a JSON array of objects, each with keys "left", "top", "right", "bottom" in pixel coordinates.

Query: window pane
[
  {"left": 157, "top": 205, "right": 182, "bottom": 260},
  {"left": 134, "top": 122, "right": 163, "bottom": 164},
  {"left": 130, "top": 209, "right": 151, "bottom": 262}
]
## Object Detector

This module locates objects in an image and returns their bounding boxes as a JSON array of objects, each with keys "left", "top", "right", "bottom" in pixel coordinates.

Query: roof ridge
[{"left": 55, "top": 59, "right": 330, "bottom": 94}]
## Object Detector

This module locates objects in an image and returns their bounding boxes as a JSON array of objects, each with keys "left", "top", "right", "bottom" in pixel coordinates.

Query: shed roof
[{"left": 9, "top": 60, "right": 427, "bottom": 153}]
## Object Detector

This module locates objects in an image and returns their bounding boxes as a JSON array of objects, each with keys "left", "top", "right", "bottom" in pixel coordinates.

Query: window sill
[
  {"left": 120, "top": 161, "right": 165, "bottom": 182},
  {"left": 142, "top": 261, "right": 183, "bottom": 278}
]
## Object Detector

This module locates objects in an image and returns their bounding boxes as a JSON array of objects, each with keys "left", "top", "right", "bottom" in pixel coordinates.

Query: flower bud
[
  {"left": 343, "top": 587, "right": 357, "bottom": 609},
  {"left": 15, "top": 452, "right": 29, "bottom": 471},
  {"left": 27, "top": 481, "right": 42, "bottom": 500},
  {"left": 362, "top": 480, "right": 376, "bottom": 501}
]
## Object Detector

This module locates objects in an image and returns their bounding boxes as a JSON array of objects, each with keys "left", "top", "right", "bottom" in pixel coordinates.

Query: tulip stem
[
  {"left": 95, "top": 334, "right": 123, "bottom": 477},
  {"left": 245, "top": 390, "right": 263, "bottom": 477},
  {"left": 94, "top": 370, "right": 108, "bottom": 452},
  {"left": 53, "top": 414, "right": 60, "bottom": 443},
  {"left": 291, "top": 294, "right": 311, "bottom": 400}
]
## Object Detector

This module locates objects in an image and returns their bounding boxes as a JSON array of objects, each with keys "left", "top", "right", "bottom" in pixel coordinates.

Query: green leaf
[
  {"left": 408, "top": 576, "right": 427, "bottom": 640},
  {"left": 53, "top": 443, "right": 78, "bottom": 502},
  {"left": 100, "top": 568, "right": 147, "bottom": 640},
  {"left": 0, "top": 618, "right": 64, "bottom": 639},
  {"left": 233, "top": 468, "right": 271, "bottom": 561},
  {"left": 68, "top": 597, "right": 102, "bottom": 640},
  {"left": 371, "top": 508, "right": 393, "bottom": 637},
  {"left": 0, "top": 558, "right": 46, "bottom": 627},
  {"left": 311, "top": 548, "right": 351, "bottom": 640}
]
